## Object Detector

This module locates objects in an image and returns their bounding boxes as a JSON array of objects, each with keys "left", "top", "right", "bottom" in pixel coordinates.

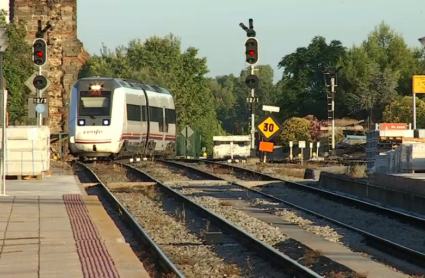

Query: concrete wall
[
  {"left": 318, "top": 172, "right": 425, "bottom": 215},
  {"left": 11, "top": 0, "right": 89, "bottom": 134},
  {"left": 213, "top": 136, "right": 251, "bottom": 159},
  {"left": 372, "top": 173, "right": 425, "bottom": 196}
]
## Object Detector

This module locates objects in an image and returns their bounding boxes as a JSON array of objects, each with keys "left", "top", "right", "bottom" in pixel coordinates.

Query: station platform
[{"left": 0, "top": 172, "right": 150, "bottom": 278}]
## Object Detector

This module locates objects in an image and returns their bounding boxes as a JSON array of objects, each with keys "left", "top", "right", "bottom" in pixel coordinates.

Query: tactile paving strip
[{"left": 64, "top": 194, "right": 120, "bottom": 278}]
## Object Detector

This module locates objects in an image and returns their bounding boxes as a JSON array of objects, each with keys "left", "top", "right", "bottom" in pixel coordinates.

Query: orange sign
[
  {"left": 259, "top": 141, "right": 274, "bottom": 153},
  {"left": 380, "top": 123, "right": 407, "bottom": 130}
]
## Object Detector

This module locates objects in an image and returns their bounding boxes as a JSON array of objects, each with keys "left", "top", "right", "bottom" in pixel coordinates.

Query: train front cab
[{"left": 69, "top": 79, "right": 123, "bottom": 159}]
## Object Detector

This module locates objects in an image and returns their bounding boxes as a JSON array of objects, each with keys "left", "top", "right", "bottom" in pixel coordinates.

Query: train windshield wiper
[{"left": 89, "top": 115, "right": 95, "bottom": 119}]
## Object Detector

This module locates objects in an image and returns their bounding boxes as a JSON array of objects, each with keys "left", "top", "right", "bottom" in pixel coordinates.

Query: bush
[
  {"left": 383, "top": 96, "right": 425, "bottom": 127},
  {"left": 304, "top": 115, "right": 327, "bottom": 141},
  {"left": 278, "top": 117, "right": 312, "bottom": 147}
]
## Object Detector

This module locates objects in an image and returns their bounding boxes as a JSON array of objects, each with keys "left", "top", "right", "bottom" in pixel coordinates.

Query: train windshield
[{"left": 78, "top": 91, "right": 112, "bottom": 117}]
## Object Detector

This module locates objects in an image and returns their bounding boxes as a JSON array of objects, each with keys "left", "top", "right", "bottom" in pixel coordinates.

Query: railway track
[
  {"left": 75, "top": 161, "right": 185, "bottom": 278},
  {"left": 78, "top": 161, "right": 324, "bottom": 278},
  {"left": 178, "top": 159, "right": 425, "bottom": 228},
  {"left": 156, "top": 159, "right": 425, "bottom": 275}
]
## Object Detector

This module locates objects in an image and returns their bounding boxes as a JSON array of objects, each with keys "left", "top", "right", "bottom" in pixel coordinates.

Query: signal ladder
[{"left": 327, "top": 92, "right": 334, "bottom": 151}]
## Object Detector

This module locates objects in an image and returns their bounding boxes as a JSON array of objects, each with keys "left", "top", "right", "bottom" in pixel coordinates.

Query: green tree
[
  {"left": 211, "top": 65, "right": 276, "bottom": 135},
  {"left": 0, "top": 11, "right": 33, "bottom": 123},
  {"left": 340, "top": 48, "right": 398, "bottom": 122},
  {"left": 81, "top": 34, "right": 224, "bottom": 151},
  {"left": 278, "top": 117, "right": 312, "bottom": 147},
  {"left": 239, "top": 65, "right": 275, "bottom": 121},
  {"left": 382, "top": 96, "right": 425, "bottom": 128},
  {"left": 210, "top": 75, "right": 238, "bottom": 133},
  {"left": 339, "top": 22, "right": 420, "bottom": 123},
  {"left": 276, "top": 36, "right": 346, "bottom": 120}
]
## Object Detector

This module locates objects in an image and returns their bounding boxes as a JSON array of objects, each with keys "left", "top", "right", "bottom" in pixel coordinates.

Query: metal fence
[{"left": 176, "top": 130, "right": 202, "bottom": 157}]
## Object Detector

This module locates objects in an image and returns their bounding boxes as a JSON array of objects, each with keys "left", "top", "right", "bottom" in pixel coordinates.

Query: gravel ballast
[
  {"left": 182, "top": 162, "right": 424, "bottom": 276},
  {"left": 87, "top": 162, "right": 289, "bottom": 278},
  {"left": 130, "top": 161, "right": 369, "bottom": 277},
  {"left": 189, "top": 163, "right": 425, "bottom": 253}
]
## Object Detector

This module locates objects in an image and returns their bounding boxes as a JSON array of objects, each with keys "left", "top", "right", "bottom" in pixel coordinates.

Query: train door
[{"left": 158, "top": 107, "right": 166, "bottom": 149}]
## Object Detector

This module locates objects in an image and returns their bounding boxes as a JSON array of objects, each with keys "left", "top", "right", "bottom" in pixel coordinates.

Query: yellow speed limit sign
[
  {"left": 413, "top": 75, "right": 425, "bottom": 94},
  {"left": 257, "top": 115, "right": 282, "bottom": 140}
]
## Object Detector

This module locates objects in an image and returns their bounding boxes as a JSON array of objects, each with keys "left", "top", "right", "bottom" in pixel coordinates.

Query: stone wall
[{"left": 11, "top": 0, "right": 89, "bottom": 134}]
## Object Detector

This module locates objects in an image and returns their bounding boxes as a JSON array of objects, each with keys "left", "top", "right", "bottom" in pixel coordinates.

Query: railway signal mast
[
  {"left": 0, "top": 26, "right": 9, "bottom": 195},
  {"left": 323, "top": 66, "right": 342, "bottom": 156},
  {"left": 240, "top": 18, "right": 259, "bottom": 156},
  {"left": 31, "top": 20, "right": 51, "bottom": 126}
]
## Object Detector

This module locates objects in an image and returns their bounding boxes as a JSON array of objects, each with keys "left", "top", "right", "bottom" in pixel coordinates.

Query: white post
[
  {"left": 331, "top": 77, "right": 335, "bottom": 151},
  {"left": 316, "top": 142, "right": 320, "bottom": 157},
  {"left": 0, "top": 51, "right": 5, "bottom": 196},
  {"left": 301, "top": 147, "right": 304, "bottom": 165},
  {"left": 250, "top": 65, "right": 256, "bottom": 156},
  {"left": 309, "top": 142, "right": 313, "bottom": 158},
  {"left": 289, "top": 141, "right": 293, "bottom": 161},
  {"left": 2, "top": 90, "right": 5, "bottom": 195},
  {"left": 0, "top": 91, "right": 3, "bottom": 196},
  {"left": 230, "top": 140, "right": 234, "bottom": 161},
  {"left": 413, "top": 93, "right": 417, "bottom": 130},
  {"left": 37, "top": 66, "right": 43, "bottom": 126}
]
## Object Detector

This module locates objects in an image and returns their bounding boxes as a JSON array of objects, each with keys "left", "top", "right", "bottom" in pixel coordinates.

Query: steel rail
[
  {"left": 118, "top": 162, "right": 323, "bottom": 278},
  {"left": 159, "top": 159, "right": 425, "bottom": 268},
  {"left": 184, "top": 159, "right": 425, "bottom": 228},
  {"left": 75, "top": 161, "right": 186, "bottom": 278}
]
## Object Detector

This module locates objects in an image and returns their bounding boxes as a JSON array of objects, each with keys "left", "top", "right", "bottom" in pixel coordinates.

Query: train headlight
[
  {"left": 78, "top": 119, "right": 85, "bottom": 126},
  {"left": 103, "top": 119, "right": 110, "bottom": 126},
  {"left": 89, "top": 84, "right": 103, "bottom": 91}
]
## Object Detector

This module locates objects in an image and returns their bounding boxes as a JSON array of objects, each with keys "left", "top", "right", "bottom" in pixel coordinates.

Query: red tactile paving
[{"left": 64, "top": 194, "right": 121, "bottom": 278}]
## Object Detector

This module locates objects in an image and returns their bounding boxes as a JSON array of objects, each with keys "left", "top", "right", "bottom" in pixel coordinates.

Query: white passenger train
[{"left": 68, "top": 77, "right": 177, "bottom": 160}]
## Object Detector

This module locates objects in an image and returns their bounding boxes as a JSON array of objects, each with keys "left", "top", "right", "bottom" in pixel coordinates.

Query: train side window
[
  {"left": 127, "top": 104, "right": 141, "bottom": 121},
  {"left": 158, "top": 108, "right": 164, "bottom": 132},
  {"left": 149, "top": 107, "right": 159, "bottom": 122},
  {"left": 165, "top": 109, "right": 176, "bottom": 124},
  {"left": 142, "top": 106, "right": 147, "bottom": 121}
]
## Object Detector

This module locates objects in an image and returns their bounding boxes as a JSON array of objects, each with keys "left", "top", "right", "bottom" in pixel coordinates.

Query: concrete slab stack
[
  {"left": 213, "top": 135, "right": 251, "bottom": 159},
  {"left": 0, "top": 126, "right": 50, "bottom": 178},
  {"left": 372, "top": 153, "right": 388, "bottom": 173},
  {"left": 366, "top": 130, "right": 379, "bottom": 169},
  {"left": 387, "top": 150, "right": 395, "bottom": 173},
  {"left": 372, "top": 142, "right": 425, "bottom": 173},
  {"left": 406, "top": 143, "right": 425, "bottom": 171},
  {"left": 366, "top": 129, "right": 414, "bottom": 170}
]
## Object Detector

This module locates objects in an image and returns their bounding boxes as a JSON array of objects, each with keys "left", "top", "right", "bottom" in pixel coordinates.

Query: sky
[{"left": 77, "top": 0, "right": 425, "bottom": 83}]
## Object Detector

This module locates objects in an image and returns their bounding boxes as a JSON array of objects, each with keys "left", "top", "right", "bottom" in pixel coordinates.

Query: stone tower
[{"left": 11, "top": 0, "right": 89, "bottom": 134}]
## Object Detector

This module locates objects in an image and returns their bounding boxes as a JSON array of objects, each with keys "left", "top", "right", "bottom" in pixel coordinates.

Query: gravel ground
[
  {"left": 215, "top": 162, "right": 350, "bottom": 181},
  {"left": 87, "top": 162, "right": 289, "bottom": 278},
  {"left": 183, "top": 162, "right": 425, "bottom": 276},
  {"left": 131, "top": 162, "right": 365, "bottom": 277}
]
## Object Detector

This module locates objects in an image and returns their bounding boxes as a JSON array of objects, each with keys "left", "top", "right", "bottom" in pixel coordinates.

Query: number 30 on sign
[{"left": 257, "top": 116, "right": 282, "bottom": 140}]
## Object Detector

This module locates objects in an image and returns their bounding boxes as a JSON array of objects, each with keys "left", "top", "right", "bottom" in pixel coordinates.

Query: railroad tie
[{"left": 64, "top": 194, "right": 120, "bottom": 278}]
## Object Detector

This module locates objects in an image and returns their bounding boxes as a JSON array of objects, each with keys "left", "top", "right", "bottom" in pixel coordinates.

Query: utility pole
[
  {"left": 240, "top": 18, "right": 259, "bottom": 157},
  {"left": 32, "top": 20, "right": 51, "bottom": 126},
  {"left": 323, "top": 66, "right": 342, "bottom": 156},
  {"left": 0, "top": 26, "right": 9, "bottom": 196}
]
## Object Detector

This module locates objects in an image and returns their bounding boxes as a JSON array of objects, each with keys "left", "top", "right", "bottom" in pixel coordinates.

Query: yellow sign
[
  {"left": 413, "top": 75, "right": 425, "bottom": 94},
  {"left": 257, "top": 116, "right": 280, "bottom": 139}
]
